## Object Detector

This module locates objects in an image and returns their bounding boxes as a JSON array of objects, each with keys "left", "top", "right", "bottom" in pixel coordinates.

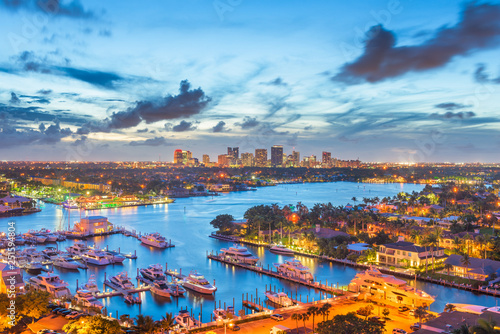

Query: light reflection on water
[{"left": 4, "top": 182, "right": 499, "bottom": 319}]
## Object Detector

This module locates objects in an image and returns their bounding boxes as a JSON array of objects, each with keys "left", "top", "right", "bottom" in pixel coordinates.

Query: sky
[{"left": 1, "top": 0, "right": 500, "bottom": 163}]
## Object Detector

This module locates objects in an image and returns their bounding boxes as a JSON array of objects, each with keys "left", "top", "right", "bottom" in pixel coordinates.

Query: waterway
[{"left": 3, "top": 182, "right": 499, "bottom": 321}]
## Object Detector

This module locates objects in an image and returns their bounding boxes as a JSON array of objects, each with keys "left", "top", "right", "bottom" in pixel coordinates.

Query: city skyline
[{"left": 1, "top": 1, "right": 500, "bottom": 162}]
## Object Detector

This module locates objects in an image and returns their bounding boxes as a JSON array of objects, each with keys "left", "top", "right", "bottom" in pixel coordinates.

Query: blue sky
[{"left": 1, "top": 0, "right": 500, "bottom": 162}]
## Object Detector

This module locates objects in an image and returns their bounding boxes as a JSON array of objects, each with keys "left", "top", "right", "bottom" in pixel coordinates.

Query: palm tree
[
  {"left": 291, "top": 313, "right": 302, "bottom": 334},
  {"left": 135, "top": 314, "right": 156, "bottom": 333},
  {"left": 351, "top": 197, "right": 357, "bottom": 207},
  {"left": 301, "top": 313, "right": 310, "bottom": 332},
  {"left": 452, "top": 236, "right": 463, "bottom": 255},
  {"left": 471, "top": 318, "right": 500, "bottom": 334},
  {"left": 307, "top": 306, "right": 319, "bottom": 333},
  {"left": 414, "top": 306, "right": 428, "bottom": 328},
  {"left": 444, "top": 263, "right": 454, "bottom": 276},
  {"left": 320, "top": 303, "right": 332, "bottom": 321},
  {"left": 452, "top": 324, "right": 472, "bottom": 334},
  {"left": 159, "top": 313, "right": 175, "bottom": 332},
  {"left": 409, "top": 229, "right": 421, "bottom": 245},
  {"left": 461, "top": 254, "right": 471, "bottom": 282},
  {"left": 444, "top": 304, "right": 456, "bottom": 312}
]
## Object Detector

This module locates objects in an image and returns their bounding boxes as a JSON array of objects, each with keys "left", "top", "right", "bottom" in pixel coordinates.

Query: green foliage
[
  {"left": 210, "top": 214, "right": 236, "bottom": 235},
  {"left": 19, "top": 290, "right": 51, "bottom": 323},
  {"left": 63, "top": 315, "right": 123, "bottom": 334},
  {"left": 317, "top": 312, "right": 384, "bottom": 334},
  {"left": 356, "top": 305, "right": 374, "bottom": 320}
]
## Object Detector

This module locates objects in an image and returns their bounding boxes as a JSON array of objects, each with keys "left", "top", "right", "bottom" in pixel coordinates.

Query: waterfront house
[
  {"left": 207, "top": 184, "right": 232, "bottom": 192},
  {"left": 73, "top": 216, "right": 113, "bottom": 235},
  {"left": 377, "top": 237, "right": 447, "bottom": 268},
  {"left": 0, "top": 195, "right": 33, "bottom": 209},
  {"left": 0, "top": 263, "right": 24, "bottom": 294},
  {"left": 442, "top": 254, "right": 500, "bottom": 281}
]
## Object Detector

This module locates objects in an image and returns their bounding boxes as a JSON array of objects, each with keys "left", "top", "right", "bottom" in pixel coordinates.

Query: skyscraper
[
  {"left": 227, "top": 147, "right": 239, "bottom": 159},
  {"left": 202, "top": 154, "right": 210, "bottom": 165},
  {"left": 271, "top": 145, "right": 284, "bottom": 167},
  {"left": 218, "top": 154, "right": 231, "bottom": 166},
  {"left": 241, "top": 153, "right": 254, "bottom": 167},
  {"left": 255, "top": 149, "right": 268, "bottom": 167},
  {"left": 174, "top": 149, "right": 183, "bottom": 164},
  {"left": 322, "top": 151, "right": 331, "bottom": 166},
  {"left": 292, "top": 151, "right": 300, "bottom": 166}
]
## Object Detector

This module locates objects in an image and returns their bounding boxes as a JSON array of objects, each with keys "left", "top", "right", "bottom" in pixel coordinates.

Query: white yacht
[
  {"left": 220, "top": 245, "right": 259, "bottom": 265},
  {"left": 270, "top": 244, "right": 295, "bottom": 255},
  {"left": 41, "top": 246, "right": 60, "bottom": 260},
  {"left": 175, "top": 309, "right": 200, "bottom": 328},
  {"left": 181, "top": 271, "right": 217, "bottom": 295},
  {"left": 53, "top": 256, "right": 84, "bottom": 270},
  {"left": 103, "top": 250, "right": 126, "bottom": 263},
  {"left": 348, "top": 268, "right": 435, "bottom": 308},
  {"left": 140, "top": 232, "right": 169, "bottom": 248},
  {"left": 82, "top": 275, "right": 100, "bottom": 294},
  {"left": 75, "top": 289, "right": 104, "bottom": 310},
  {"left": 151, "top": 280, "right": 186, "bottom": 298},
  {"left": 265, "top": 290, "right": 293, "bottom": 307},
  {"left": 38, "top": 229, "right": 58, "bottom": 242},
  {"left": 81, "top": 249, "right": 111, "bottom": 266},
  {"left": 20, "top": 247, "right": 45, "bottom": 272},
  {"left": 66, "top": 242, "right": 89, "bottom": 256},
  {"left": 110, "top": 272, "right": 135, "bottom": 290},
  {"left": 62, "top": 200, "right": 79, "bottom": 209},
  {"left": 140, "top": 264, "right": 166, "bottom": 281},
  {"left": 273, "top": 258, "right": 314, "bottom": 281},
  {"left": 213, "top": 308, "right": 227, "bottom": 320},
  {"left": 29, "top": 273, "right": 71, "bottom": 298}
]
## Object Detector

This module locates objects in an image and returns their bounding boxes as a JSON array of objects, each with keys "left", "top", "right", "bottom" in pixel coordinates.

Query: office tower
[
  {"left": 182, "top": 151, "right": 192, "bottom": 165},
  {"left": 241, "top": 153, "right": 254, "bottom": 167},
  {"left": 218, "top": 154, "right": 231, "bottom": 166},
  {"left": 292, "top": 151, "right": 300, "bottom": 166},
  {"left": 202, "top": 154, "right": 210, "bottom": 165},
  {"left": 255, "top": 149, "right": 268, "bottom": 167},
  {"left": 271, "top": 145, "right": 284, "bottom": 167},
  {"left": 227, "top": 147, "right": 239, "bottom": 159},
  {"left": 174, "top": 149, "right": 183, "bottom": 164},
  {"left": 322, "top": 151, "right": 331, "bottom": 166}
]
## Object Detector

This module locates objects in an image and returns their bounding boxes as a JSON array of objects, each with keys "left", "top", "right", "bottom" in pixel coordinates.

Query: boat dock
[
  {"left": 207, "top": 252, "right": 347, "bottom": 296},
  {"left": 99, "top": 279, "right": 150, "bottom": 299},
  {"left": 242, "top": 300, "right": 270, "bottom": 312}
]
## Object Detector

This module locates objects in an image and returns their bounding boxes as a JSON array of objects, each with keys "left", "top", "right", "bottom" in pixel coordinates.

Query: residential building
[
  {"left": 271, "top": 145, "right": 284, "bottom": 167},
  {"left": 61, "top": 181, "right": 111, "bottom": 193},
  {"left": 377, "top": 238, "right": 447, "bottom": 267},
  {"left": 174, "top": 149, "right": 184, "bottom": 164},
  {"left": 255, "top": 149, "right": 268, "bottom": 167},
  {"left": 0, "top": 263, "right": 24, "bottom": 294},
  {"left": 292, "top": 151, "right": 300, "bottom": 166},
  {"left": 218, "top": 154, "right": 232, "bottom": 166},
  {"left": 241, "top": 153, "right": 254, "bottom": 167},
  {"left": 322, "top": 151, "right": 331, "bottom": 166},
  {"left": 73, "top": 216, "right": 113, "bottom": 235},
  {"left": 443, "top": 254, "right": 500, "bottom": 281},
  {"left": 202, "top": 154, "right": 210, "bottom": 165},
  {"left": 227, "top": 147, "right": 239, "bottom": 159}
]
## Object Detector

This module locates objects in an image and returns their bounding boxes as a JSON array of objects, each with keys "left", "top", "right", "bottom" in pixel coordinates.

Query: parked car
[
  {"left": 230, "top": 325, "right": 241, "bottom": 331},
  {"left": 410, "top": 323, "right": 421, "bottom": 331},
  {"left": 409, "top": 309, "right": 416, "bottom": 317},
  {"left": 369, "top": 316, "right": 386, "bottom": 324},
  {"left": 393, "top": 329, "right": 407, "bottom": 334},
  {"left": 398, "top": 306, "right": 409, "bottom": 312},
  {"left": 270, "top": 314, "right": 284, "bottom": 321}
]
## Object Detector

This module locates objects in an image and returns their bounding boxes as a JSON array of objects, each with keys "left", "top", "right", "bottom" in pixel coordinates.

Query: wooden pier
[
  {"left": 242, "top": 300, "right": 270, "bottom": 312},
  {"left": 98, "top": 279, "right": 150, "bottom": 299},
  {"left": 207, "top": 252, "right": 347, "bottom": 296}
]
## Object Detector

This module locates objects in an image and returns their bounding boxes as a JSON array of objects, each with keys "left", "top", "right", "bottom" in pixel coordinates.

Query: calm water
[{"left": 3, "top": 182, "right": 499, "bottom": 320}]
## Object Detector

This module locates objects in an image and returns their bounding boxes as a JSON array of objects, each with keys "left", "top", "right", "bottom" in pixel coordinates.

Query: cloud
[
  {"left": 262, "top": 77, "right": 287, "bottom": 86},
  {"left": 0, "top": 119, "right": 72, "bottom": 148},
  {"left": 430, "top": 111, "right": 476, "bottom": 119},
  {"left": 435, "top": 102, "right": 470, "bottom": 111},
  {"left": 129, "top": 136, "right": 169, "bottom": 146},
  {"left": 9, "top": 92, "right": 21, "bottom": 105},
  {"left": 333, "top": 2, "right": 500, "bottom": 83},
  {"left": 99, "top": 29, "right": 112, "bottom": 37},
  {"left": 136, "top": 128, "right": 149, "bottom": 133},
  {"left": 71, "top": 135, "right": 87, "bottom": 146},
  {"left": 78, "top": 80, "right": 210, "bottom": 134},
  {"left": 0, "top": 0, "right": 96, "bottom": 19},
  {"left": 170, "top": 120, "right": 197, "bottom": 132},
  {"left": 0, "top": 103, "right": 90, "bottom": 124},
  {"left": 212, "top": 121, "right": 229, "bottom": 133},
  {"left": 37, "top": 89, "right": 53, "bottom": 95},
  {"left": 474, "top": 63, "right": 500, "bottom": 84},
  {"left": 237, "top": 116, "right": 260, "bottom": 129},
  {"left": 56, "top": 66, "right": 122, "bottom": 88}
]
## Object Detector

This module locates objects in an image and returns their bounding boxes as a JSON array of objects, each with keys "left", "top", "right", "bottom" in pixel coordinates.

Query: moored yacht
[
  {"left": 66, "top": 242, "right": 89, "bottom": 256},
  {"left": 110, "top": 272, "right": 135, "bottom": 290},
  {"left": 348, "top": 268, "right": 435, "bottom": 308},
  {"left": 53, "top": 256, "right": 84, "bottom": 270},
  {"left": 269, "top": 244, "right": 294, "bottom": 255},
  {"left": 151, "top": 280, "right": 186, "bottom": 298},
  {"left": 81, "top": 249, "right": 111, "bottom": 266},
  {"left": 175, "top": 309, "right": 200, "bottom": 328},
  {"left": 104, "top": 250, "right": 126, "bottom": 263},
  {"left": 220, "top": 245, "right": 259, "bottom": 265},
  {"left": 75, "top": 289, "right": 104, "bottom": 309},
  {"left": 265, "top": 290, "right": 293, "bottom": 307},
  {"left": 181, "top": 271, "right": 217, "bottom": 295},
  {"left": 140, "top": 264, "right": 166, "bottom": 281},
  {"left": 273, "top": 258, "right": 314, "bottom": 281},
  {"left": 41, "top": 246, "right": 60, "bottom": 260},
  {"left": 82, "top": 275, "right": 100, "bottom": 294},
  {"left": 213, "top": 308, "right": 227, "bottom": 320},
  {"left": 140, "top": 232, "right": 170, "bottom": 248},
  {"left": 29, "top": 273, "right": 71, "bottom": 298}
]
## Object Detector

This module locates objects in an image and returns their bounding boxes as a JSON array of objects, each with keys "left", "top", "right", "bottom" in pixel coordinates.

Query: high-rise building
[
  {"left": 322, "top": 151, "right": 331, "bottom": 166},
  {"left": 241, "top": 153, "right": 254, "bottom": 167},
  {"left": 174, "top": 149, "right": 183, "bottom": 164},
  {"left": 292, "top": 151, "right": 300, "bottom": 166},
  {"left": 227, "top": 147, "right": 239, "bottom": 159},
  {"left": 255, "top": 149, "right": 268, "bottom": 167},
  {"left": 182, "top": 151, "right": 192, "bottom": 165},
  {"left": 271, "top": 145, "right": 284, "bottom": 167},
  {"left": 218, "top": 154, "right": 232, "bottom": 166},
  {"left": 202, "top": 154, "right": 210, "bottom": 165}
]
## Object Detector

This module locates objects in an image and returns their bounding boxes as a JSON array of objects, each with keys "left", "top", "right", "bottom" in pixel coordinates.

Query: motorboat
[
  {"left": 175, "top": 309, "right": 200, "bottom": 328},
  {"left": 14, "top": 235, "right": 25, "bottom": 245},
  {"left": 81, "top": 249, "right": 111, "bottom": 266},
  {"left": 213, "top": 308, "right": 227, "bottom": 320},
  {"left": 62, "top": 200, "right": 79, "bottom": 209},
  {"left": 66, "top": 242, "right": 89, "bottom": 256},
  {"left": 28, "top": 273, "right": 71, "bottom": 298},
  {"left": 265, "top": 290, "right": 293, "bottom": 307},
  {"left": 124, "top": 294, "right": 141, "bottom": 304},
  {"left": 139, "top": 264, "right": 166, "bottom": 281},
  {"left": 53, "top": 256, "right": 85, "bottom": 270},
  {"left": 348, "top": 267, "right": 435, "bottom": 308},
  {"left": 110, "top": 272, "right": 135, "bottom": 290},
  {"left": 181, "top": 271, "right": 217, "bottom": 295},
  {"left": 75, "top": 289, "right": 104, "bottom": 309},
  {"left": 140, "top": 232, "right": 170, "bottom": 248},
  {"left": 38, "top": 228, "right": 58, "bottom": 242},
  {"left": 269, "top": 244, "right": 295, "bottom": 255},
  {"left": 151, "top": 280, "right": 186, "bottom": 298},
  {"left": 273, "top": 258, "right": 314, "bottom": 281},
  {"left": 103, "top": 250, "right": 126, "bottom": 263},
  {"left": 41, "top": 246, "right": 60, "bottom": 260},
  {"left": 82, "top": 275, "right": 100, "bottom": 294},
  {"left": 20, "top": 247, "right": 45, "bottom": 272},
  {"left": 220, "top": 245, "right": 259, "bottom": 265}
]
